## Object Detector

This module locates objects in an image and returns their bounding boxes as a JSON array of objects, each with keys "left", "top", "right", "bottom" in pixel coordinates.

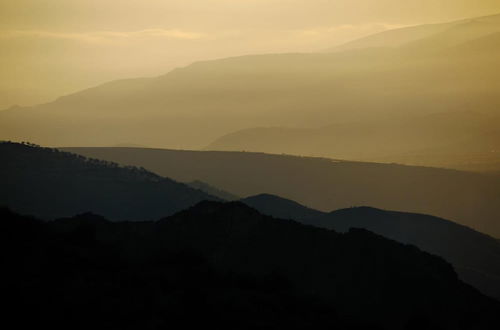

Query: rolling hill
[
  {"left": 241, "top": 194, "right": 500, "bottom": 300},
  {"left": 241, "top": 193, "right": 324, "bottom": 221},
  {"left": 3, "top": 203, "right": 500, "bottom": 329},
  {"left": 1, "top": 14, "right": 499, "bottom": 172},
  {"left": 62, "top": 147, "right": 500, "bottom": 238},
  {"left": 206, "top": 110, "right": 500, "bottom": 172},
  {"left": 187, "top": 180, "right": 240, "bottom": 200},
  {"left": 0, "top": 142, "right": 218, "bottom": 220},
  {"left": 327, "top": 13, "right": 500, "bottom": 53}
]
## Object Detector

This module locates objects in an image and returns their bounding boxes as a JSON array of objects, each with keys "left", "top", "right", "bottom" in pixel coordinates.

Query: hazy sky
[{"left": 1, "top": 0, "right": 500, "bottom": 109}]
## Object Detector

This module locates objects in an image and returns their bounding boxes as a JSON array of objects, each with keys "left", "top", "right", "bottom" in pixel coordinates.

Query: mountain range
[
  {"left": 3, "top": 9, "right": 500, "bottom": 330},
  {"left": 326, "top": 13, "right": 500, "bottom": 52},
  {"left": 3, "top": 202, "right": 500, "bottom": 329},
  {"left": 206, "top": 111, "right": 500, "bottom": 172},
  {"left": 241, "top": 194, "right": 500, "bottom": 300},
  {"left": 3, "top": 141, "right": 500, "bottom": 302},
  {"left": 62, "top": 146, "right": 500, "bottom": 238},
  {"left": 1, "top": 14, "right": 500, "bottom": 170},
  {"left": 0, "top": 142, "right": 218, "bottom": 220}
]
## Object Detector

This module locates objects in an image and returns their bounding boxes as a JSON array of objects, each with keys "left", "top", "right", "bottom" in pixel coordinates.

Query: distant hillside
[
  {"left": 241, "top": 193, "right": 324, "bottom": 221},
  {"left": 241, "top": 194, "right": 500, "bottom": 300},
  {"left": 187, "top": 180, "right": 240, "bottom": 200},
  {"left": 3, "top": 204, "right": 499, "bottom": 329},
  {"left": 327, "top": 13, "right": 500, "bottom": 53},
  {"left": 325, "top": 20, "right": 459, "bottom": 52},
  {"left": 1, "top": 14, "right": 500, "bottom": 164},
  {"left": 62, "top": 147, "right": 500, "bottom": 238},
  {"left": 0, "top": 142, "right": 218, "bottom": 220},
  {"left": 206, "top": 111, "right": 500, "bottom": 172},
  {"left": 401, "top": 14, "right": 500, "bottom": 54}
]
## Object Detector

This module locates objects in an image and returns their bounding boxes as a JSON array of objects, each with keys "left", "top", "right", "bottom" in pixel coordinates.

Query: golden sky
[{"left": 1, "top": 0, "right": 500, "bottom": 109}]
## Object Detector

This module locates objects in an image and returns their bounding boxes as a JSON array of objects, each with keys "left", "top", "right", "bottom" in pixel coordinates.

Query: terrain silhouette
[
  {"left": 0, "top": 142, "right": 218, "bottom": 220},
  {"left": 242, "top": 194, "right": 500, "bottom": 300},
  {"left": 1, "top": 14, "right": 499, "bottom": 171},
  {"left": 206, "top": 111, "right": 500, "bottom": 172},
  {"left": 187, "top": 180, "right": 240, "bottom": 200},
  {"left": 325, "top": 13, "right": 500, "bottom": 52},
  {"left": 242, "top": 193, "right": 324, "bottom": 221},
  {"left": 63, "top": 147, "right": 500, "bottom": 238},
  {"left": 2, "top": 203, "right": 500, "bottom": 329}
]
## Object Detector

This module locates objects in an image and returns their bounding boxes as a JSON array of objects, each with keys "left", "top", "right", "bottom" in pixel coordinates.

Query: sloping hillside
[
  {"left": 327, "top": 13, "right": 500, "bottom": 53},
  {"left": 241, "top": 194, "right": 500, "bottom": 299},
  {"left": 206, "top": 111, "right": 500, "bottom": 172},
  {"left": 62, "top": 147, "right": 500, "bottom": 238},
  {"left": 0, "top": 142, "right": 218, "bottom": 220},
  {"left": 1, "top": 14, "right": 499, "bottom": 156},
  {"left": 3, "top": 203, "right": 499, "bottom": 329},
  {"left": 241, "top": 193, "right": 324, "bottom": 221}
]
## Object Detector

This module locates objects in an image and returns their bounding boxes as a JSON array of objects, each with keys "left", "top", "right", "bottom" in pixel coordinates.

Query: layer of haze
[{"left": 2, "top": 0, "right": 500, "bottom": 109}]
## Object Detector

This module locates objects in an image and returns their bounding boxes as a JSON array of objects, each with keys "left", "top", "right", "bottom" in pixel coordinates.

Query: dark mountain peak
[
  {"left": 242, "top": 193, "right": 304, "bottom": 208},
  {"left": 329, "top": 206, "right": 388, "bottom": 217},
  {"left": 181, "top": 200, "right": 259, "bottom": 215},
  {"left": 241, "top": 193, "right": 325, "bottom": 220},
  {"left": 244, "top": 193, "right": 276, "bottom": 200},
  {"left": 3, "top": 204, "right": 500, "bottom": 329},
  {"left": 157, "top": 200, "right": 327, "bottom": 248},
  {"left": 0, "top": 141, "right": 218, "bottom": 221},
  {"left": 55, "top": 212, "right": 110, "bottom": 225},
  {"left": 187, "top": 180, "right": 240, "bottom": 200},
  {"left": 160, "top": 200, "right": 265, "bottom": 226}
]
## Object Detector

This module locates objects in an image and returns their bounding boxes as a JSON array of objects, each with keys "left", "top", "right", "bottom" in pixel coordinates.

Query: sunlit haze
[
  {"left": 2, "top": 2, "right": 500, "bottom": 326},
  {"left": 2, "top": 0, "right": 500, "bottom": 108}
]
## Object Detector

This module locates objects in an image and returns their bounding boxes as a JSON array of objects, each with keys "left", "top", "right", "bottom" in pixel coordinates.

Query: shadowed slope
[
  {"left": 63, "top": 147, "right": 500, "bottom": 238},
  {"left": 187, "top": 180, "right": 240, "bottom": 200},
  {"left": 241, "top": 193, "right": 325, "bottom": 221},
  {"left": 240, "top": 194, "right": 500, "bottom": 300},
  {"left": 0, "top": 142, "right": 218, "bottom": 220},
  {"left": 2, "top": 203, "right": 500, "bottom": 329}
]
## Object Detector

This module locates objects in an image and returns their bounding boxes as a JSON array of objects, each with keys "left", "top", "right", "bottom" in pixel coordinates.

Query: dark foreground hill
[
  {"left": 0, "top": 142, "right": 218, "bottom": 220},
  {"left": 2, "top": 203, "right": 500, "bottom": 330},
  {"left": 242, "top": 194, "right": 500, "bottom": 300},
  {"left": 62, "top": 147, "right": 500, "bottom": 238}
]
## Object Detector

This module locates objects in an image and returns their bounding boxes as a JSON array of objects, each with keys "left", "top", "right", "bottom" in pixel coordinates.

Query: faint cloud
[
  {"left": 0, "top": 29, "right": 207, "bottom": 43},
  {"left": 296, "top": 23, "right": 408, "bottom": 38},
  {"left": 131, "top": 29, "right": 205, "bottom": 39}
]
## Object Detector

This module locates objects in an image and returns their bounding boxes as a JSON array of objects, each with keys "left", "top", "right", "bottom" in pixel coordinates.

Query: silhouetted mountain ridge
[
  {"left": 2, "top": 203, "right": 500, "bottom": 329},
  {"left": 0, "top": 141, "right": 219, "bottom": 220},
  {"left": 187, "top": 180, "right": 240, "bottom": 200},
  {"left": 206, "top": 111, "right": 500, "bottom": 172},
  {"left": 1, "top": 14, "right": 500, "bottom": 166},
  {"left": 240, "top": 194, "right": 500, "bottom": 300},
  {"left": 63, "top": 147, "right": 500, "bottom": 237},
  {"left": 242, "top": 193, "right": 324, "bottom": 221},
  {"left": 326, "top": 13, "right": 500, "bottom": 53}
]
